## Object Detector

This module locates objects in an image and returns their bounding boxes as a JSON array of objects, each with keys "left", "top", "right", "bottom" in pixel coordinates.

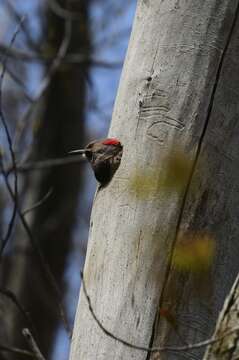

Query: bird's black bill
[{"left": 68, "top": 149, "right": 86, "bottom": 155}]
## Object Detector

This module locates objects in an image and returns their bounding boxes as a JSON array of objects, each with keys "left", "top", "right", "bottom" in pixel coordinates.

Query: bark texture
[
  {"left": 70, "top": 0, "right": 239, "bottom": 359},
  {"left": 203, "top": 274, "right": 239, "bottom": 359}
]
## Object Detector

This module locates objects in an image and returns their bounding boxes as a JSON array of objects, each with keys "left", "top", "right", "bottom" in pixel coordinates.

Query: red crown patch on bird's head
[
  {"left": 102, "top": 138, "right": 121, "bottom": 145},
  {"left": 69, "top": 137, "right": 123, "bottom": 186}
]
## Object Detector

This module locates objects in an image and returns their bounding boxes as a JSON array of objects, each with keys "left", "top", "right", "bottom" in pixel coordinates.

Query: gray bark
[
  {"left": 203, "top": 274, "right": 239, "bottom": 359},
  {"left": 70, "top": 0, "right": 239, "bottom": 359}
]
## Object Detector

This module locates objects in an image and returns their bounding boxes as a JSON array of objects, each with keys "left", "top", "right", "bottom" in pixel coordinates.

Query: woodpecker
[{"left": 69, "top": 138, "right": 123, "bottom": 186}]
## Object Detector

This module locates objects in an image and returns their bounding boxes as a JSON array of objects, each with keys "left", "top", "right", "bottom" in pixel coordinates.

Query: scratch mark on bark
[
  {"left": 135, "top": 30, "right": 163, "bottom": 139},
  {"left": 136, "top": 230, "right": 143, "bottom": 262}
]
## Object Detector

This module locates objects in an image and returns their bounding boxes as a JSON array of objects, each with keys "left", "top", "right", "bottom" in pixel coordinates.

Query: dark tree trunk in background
[{"left": 3, "top": 1, "right": 91, "bottom": 358}]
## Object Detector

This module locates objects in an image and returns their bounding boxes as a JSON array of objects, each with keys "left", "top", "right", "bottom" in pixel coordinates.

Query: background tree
[
  {"left": 0, "top": 1, "right": 135, "bottom": 359},
  {"left": 3, "top": 1, "right": 90, "bottom": 357}
]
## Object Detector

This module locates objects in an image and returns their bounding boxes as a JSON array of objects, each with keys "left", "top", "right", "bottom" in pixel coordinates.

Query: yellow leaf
[
  {"left": 129, "top": 148, "right": 197, "bottom": 200},
  {"left": 161, "top": 149, "right": 193, "bottom": 192},
  {"left": 129, "top": 171, "right": 159, "bottom": 199},
  {"left": 172, "top": 232, "right": 215, "bottom": 272}
]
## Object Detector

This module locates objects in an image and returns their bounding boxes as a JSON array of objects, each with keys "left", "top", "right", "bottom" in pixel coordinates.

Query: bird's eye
[{"left": 85, "top": 150, "right": 93, "bottom": 161}]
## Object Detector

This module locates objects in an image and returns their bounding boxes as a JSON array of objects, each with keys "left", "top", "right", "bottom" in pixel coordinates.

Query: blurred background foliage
[
  {"left": 0, "top": 1, "right": 136, "bottom": 359},
  {"left": 129, "top": 148, "right": 196, "bottom": 199},
  {"left": 172, "top": 232, "right": 215, "bottom": 273}
]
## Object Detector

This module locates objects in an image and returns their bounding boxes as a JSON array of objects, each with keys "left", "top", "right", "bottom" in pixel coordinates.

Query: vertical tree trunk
[
  {"left": 70, "top": 0, "right": 239, "bottom": 359},
  {"left": 203, "top": 274, "right": 239, "bottom": 359}
]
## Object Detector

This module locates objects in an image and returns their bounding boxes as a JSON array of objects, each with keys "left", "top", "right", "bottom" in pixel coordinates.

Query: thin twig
[
  {"left": 13, "top": 17, "right": 72, "bottom": 151},
  {"left": 0, "top": 15, "right": 72, "bottom": 337},
  {"left": 22, "top": 328, "right": 46, "bottom": 360},
  {"left": 0, "top": 43, "right": 123, "bottom": 68},
  {"left": 4, "top": 0, "right": 39, "bottom": 51},
  {"left": 0, "top": 165, "right": 72, "bottom": 338},
  {"left": 0, "top": 17, "right": 25, "bottom": 256},
  {"left": 3, "top": 63, "right": 33, "bottom": 102},
  {"left": 0, "top": 287, "right": 37, "bottom": 336},
  {"left": 6, "top": 154, "right": 85, "bottom": 174},
  {"left": 49, "top": 0, "right": 83, "bottom": 21},
  {"left": 80, "top": 271, "right": 239, "bottom": 354},
  {"left": 22, "top": 188, "right": 53, "bottom": 215},
  {"left": 67, "top": 55, "right": 123, "bottom": 68},
  {"left": 0, "top": 344, "right": 34, "bottom": 357}
]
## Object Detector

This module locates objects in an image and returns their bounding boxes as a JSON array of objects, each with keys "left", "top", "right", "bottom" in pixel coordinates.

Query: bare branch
[
  {"left": 0, "top": 344, "right": 34, "bottom": 357},
  {"left": 0, "top": 17, "right": 25, "bottom": 256},
  {"left": 80, "top": 271, "right": 239, "bottom": 354},
  {"left": 66, "top": 55, "right": 123, "bottom": 68},
  {"left": 0, "top": 43, "right": 123, "bottom": 68},
  {"left": 0, "top": 12, "right": 71, "bottom": 338},
  {"left": 22, "top": 328, "right": 46, "bottom": 360},
  {"left": 6, "top": 154, "right": 85, "bottom": 175},
  {"left": 3, "top": 63, "right": 33, "bottom": 102},
  {"left": 22, "top": 188, "right": 53, "bottom": 216},
  {"left": 0, "top": 287, "right": 37, "bottom": 336},
  {"left": 1, "top": 172, "right": 72, "bottom": 337},
  {"left": 48, "top": 0, "right": 83, "bottom": 21},
  {"left": 13, "top": 17, "right": 72, "bottom": 151},
  {"left": 0, "top": 43, "right": 48, "bottom": 61},
  {"left": 4, "top": 0, "right": 39, "bottom": 51}
]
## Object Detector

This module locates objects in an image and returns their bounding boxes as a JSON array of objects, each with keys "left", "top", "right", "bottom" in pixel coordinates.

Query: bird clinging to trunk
[{"left": 69, "top": 138, "right": 123, "bottom": 186}]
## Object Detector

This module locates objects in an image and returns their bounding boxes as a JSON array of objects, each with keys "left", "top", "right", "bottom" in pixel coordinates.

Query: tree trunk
[
  {"left": 203, "top": 274, "right": 239, "bottom": 359},
  {"left": 70, "top": 0, "right": 239, "bottom": 359}
]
